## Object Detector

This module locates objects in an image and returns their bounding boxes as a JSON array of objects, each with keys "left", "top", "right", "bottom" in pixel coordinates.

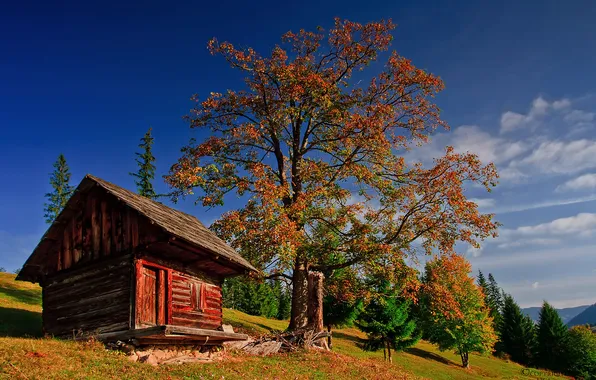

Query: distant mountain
[
  {"left": 522, "top": 304, "right": 590, "bottom": 324},
  {"left": 567, "top": 304, "right": 596, "bottom": 327}
]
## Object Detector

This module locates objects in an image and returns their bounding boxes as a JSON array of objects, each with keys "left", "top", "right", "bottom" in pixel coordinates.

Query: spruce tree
[
  {"left": 130, "top": 127, "right": 157, "bottom": 199},
  {"left": 537, "top": 301, "right": 569, "bottom": 372},
  {"left": 44, "top": 154, "right": 74, "bottom": 224},
  {"left": 222, "top": 277, "right": 280, "bottom": 318},
  {"left": 500, "top": 294, "right": 536, "bottom": 364},
  {"left": 477, "top": 271, "right": 489, "bottom": 294},
  {"left": 357, "top": 281, "right": 421, "bottom": 362},
  {"left": 276, "top": 284, "right": 292, "bottom": 320},
  {"left": 485, "top": 273, "right": 503, "bottom": 329}
]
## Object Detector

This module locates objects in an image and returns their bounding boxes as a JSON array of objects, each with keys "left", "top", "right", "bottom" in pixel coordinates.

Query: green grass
[{"left": 0, "top": 272, "right": 570, "bottom": 379}]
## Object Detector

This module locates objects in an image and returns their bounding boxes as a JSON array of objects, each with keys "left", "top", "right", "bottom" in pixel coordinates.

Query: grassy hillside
[{"left": 0, "top": 272, "right": 568, "bottom": 379}]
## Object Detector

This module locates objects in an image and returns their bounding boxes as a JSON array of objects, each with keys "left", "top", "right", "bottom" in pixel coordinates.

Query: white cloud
[
  {"left": 471, "top": 245, "right": 596, "bottom": 270},
  {"left": 497, "top": 238, "right": 561, "bottom": 249},
  {"left": 556, "top": 173, "right": 596, "bottom": 192},
  {"left": 500, "top": 96, "right": 570, "bottom": 133},
  {"left": 500, "top": 112, "right": 528, "bottom": 134},
  {"left": 501, "top": 275, "right": 596, "bottom": 308},
  {"left": 512, "top": 139, "right": 596, "bottom": 174},
  {"left": 470, "top": 198, "right": 495, "bottom": 209},
  {"left": 532, "top": 281, "right": 539, "bottom": 289},
  {"left": 510, "top": 213, "right": 596, "bottom": 237},
  {"left": 411, "top": 125, "right": 530, "bottom": 166},
  {"left": 565, "top": 110, "right": 595, "bottom": 124},
  {"left": 466, "top": 245, "right": 483, "bottom": 258},
  {"left": 552, "top": 99, "right": 572, "bottom": 110},
  {"left": 487, "top": 194, "right": 596, "bottom": 214}
]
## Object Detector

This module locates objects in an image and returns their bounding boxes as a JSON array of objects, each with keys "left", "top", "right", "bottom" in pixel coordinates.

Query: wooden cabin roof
[{"left": 17, "top": 174, "right": 257, "bottom": 282}]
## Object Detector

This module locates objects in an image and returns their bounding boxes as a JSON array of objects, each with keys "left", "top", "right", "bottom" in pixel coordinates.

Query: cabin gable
[{"left": 17, "top": 174, "right": 254, "bottom": 344}]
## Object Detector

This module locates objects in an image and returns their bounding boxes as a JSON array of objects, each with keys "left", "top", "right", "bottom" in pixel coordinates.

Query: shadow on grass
[
  {"left": 0, "top": 286, "right": 42, "bottom": 306},
  {"left": 405, "top": 347, "right": 457, "bottom": 366},
  {"left": 332, "top": 331, "right": 363, "bottom": 344},
  {"left": 0, "top": 307, "right": 42, "bottom": 337}
]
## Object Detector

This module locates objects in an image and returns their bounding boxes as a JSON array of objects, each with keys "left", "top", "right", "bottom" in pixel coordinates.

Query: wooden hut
[{"left": 16, "top": 174, "right": 256, "bottom": 345}]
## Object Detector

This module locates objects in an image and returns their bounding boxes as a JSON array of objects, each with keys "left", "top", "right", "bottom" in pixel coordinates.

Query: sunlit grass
[{"left": 0, "top": 272, "right": 568, "bottom": 379}]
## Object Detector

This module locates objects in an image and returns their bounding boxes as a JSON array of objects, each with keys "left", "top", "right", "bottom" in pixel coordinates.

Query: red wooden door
[{"left": 137, "top": 264, "right": 167, "bottom": 326}]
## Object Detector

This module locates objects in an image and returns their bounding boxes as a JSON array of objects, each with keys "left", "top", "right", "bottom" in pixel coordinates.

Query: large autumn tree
[{"left": 167, "top": 19, "right": 498, "bottom": 330}]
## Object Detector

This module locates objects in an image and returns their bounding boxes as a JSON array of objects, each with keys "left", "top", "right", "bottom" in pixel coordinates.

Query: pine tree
[
  {"left": 276, "top": 284, "right": 292, "bottom": 320},
  {"left": 477, "top": 271, "right": 488, "bottom": 294},
  {"left": 44, "top": 154, "right": 74, "bottom": 224},
  {"left": 357, "top": 281, "right": 421, "bottom": 362},
  {"left": 323, "top": 294, "right": 363, "bottom": 349},
  {"left": 222, "top": 277, "right": 280, "bottom": 318},
  {"left": 486, "top": 273, "right": 503, "bottom": 329},
  {"left": 537, "top": 301, "right": 569, "bottom": 372},
  {"left": 130, "top": 127, "right": 157, "bottom": 199},
  {"left": 499, "top": 294, "right": 536, "bottom": 364}
]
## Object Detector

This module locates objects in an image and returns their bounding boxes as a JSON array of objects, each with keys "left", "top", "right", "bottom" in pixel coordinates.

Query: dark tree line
[{"left": 478, "top": 270, "right": 596, "bottom": 379}]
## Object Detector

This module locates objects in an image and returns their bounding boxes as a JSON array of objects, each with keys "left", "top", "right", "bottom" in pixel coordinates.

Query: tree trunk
[
  {"left": 307, "top": 271, "right": 324, "bottom": 332},
  {"left": 289, "top": 260, "right": 309, "bottom": 330},
  {"left": 387, "top": 340, "right": 392, "bottom": 363},
  {"left": 460, "top": 352, "right": 469, "bottom": 368},
  {"left": 383, "top": 344, "right": 387, "bottom": 361},
  {"left": 327, "top": 325, "right": 332, "bottom": 350}
]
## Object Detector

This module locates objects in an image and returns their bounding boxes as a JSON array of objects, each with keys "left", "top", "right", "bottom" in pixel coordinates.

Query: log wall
[
  {"left": 43, "top": 254, "right": 133, "bottom": 337},
  {"left": 170, "top": 270, "right": 223, "bottom": 330},
  {"left": 135, "top": 256, "right": 223, "bottom": 331}
]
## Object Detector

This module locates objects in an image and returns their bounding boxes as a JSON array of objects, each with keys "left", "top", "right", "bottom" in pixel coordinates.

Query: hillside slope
[
  {"left": 0, "top": 272, "right": 568, "bottom": 379},
  {"left": 567, "top": 303, "right": 596, "bottom": 327}
]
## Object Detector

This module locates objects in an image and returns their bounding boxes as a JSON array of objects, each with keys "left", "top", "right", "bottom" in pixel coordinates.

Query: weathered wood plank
[
  {"left": 45, "top": 254, "right": 132, "bottom": 287},
  {"left": 165, "top": 325, "right": 244, "bottom": 339},
  {"left": 88, "top": 326, "right": 167, "bottom": 341},
  {"left": 158, "top": 269, "right": 166, "bottom": 325},
  {"left": 73, "top": 212, "right": 82, "bottom": 264},
  {"left": 123, "top": 205, "right": 131, "bottom": 253},
  {"left": 101, "top": 199, "right": 111, "bottom": 256},
  {"left": 63, "top": 221, "right": 72, "bottom": 269},
  {"left": 47, "top": 288, "right": 129, "bottom": 311},
  {"left": 167, "top": 270, "right": 173, "bottom": 324},
  {"left": 82, "top": 195, "right": 93, "bottom": 261},
  {"left": 130, "top": 210, "right": 138, "bottom": 249},
  {"left": 91, "top": 196, "right": 100, "bottom": 259},
  {"left": 113, "top": 206, "right": 122, "bottom": 253}
]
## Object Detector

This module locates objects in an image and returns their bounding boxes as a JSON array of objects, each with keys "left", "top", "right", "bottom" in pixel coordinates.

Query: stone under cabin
[{"left": 16, "top": 174, "right": 256, "bottom": 345}]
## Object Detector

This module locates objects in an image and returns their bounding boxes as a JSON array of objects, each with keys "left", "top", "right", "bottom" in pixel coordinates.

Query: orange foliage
[{"left": 166, "top": 18, "right": 499, "bottom": 326}]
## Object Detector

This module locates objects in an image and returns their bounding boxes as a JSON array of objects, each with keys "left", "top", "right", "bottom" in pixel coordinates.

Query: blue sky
[{"left": 1, "top": 0, "right": 595, "bottom": 308}]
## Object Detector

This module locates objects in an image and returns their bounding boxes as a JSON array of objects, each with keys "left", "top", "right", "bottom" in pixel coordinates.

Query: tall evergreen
[
  {"left": 485, "top": 273, "right": 503, "bottom": 328},
  {"left": 536, "top": 301, "right": 569, "bottom": 372},
  {"left": 500, "top": 294, "right": 536, "bottom": 365},
  {"left": 487, "top": 273, "right": 504, "bottom": 314},
  {"left": 357, "top": 281, "right": 421, "bottom": 362},
  {"left": 222, "top": 277, "right": 280, "bottom": 318},
  {"left": 44, "top": 154, "right": 74, "bottom": 224},
  {"left": 477, "top": 270, "right": 488, "bottom": 294},
  {"left": 130, "top": 127, "right": 157, "bottom": 199},
  {"left": 276, "top": 283, "right": 292, "bottom": 320}
]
